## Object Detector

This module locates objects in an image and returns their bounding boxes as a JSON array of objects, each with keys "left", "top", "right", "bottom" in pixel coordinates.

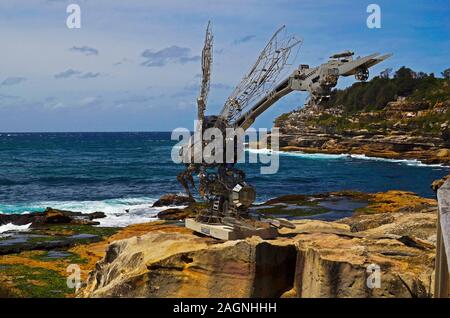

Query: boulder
[
  {"left": 152, "top": 193, "right": 194, "bottom": 207},
  {"left": 41, "top": 209, "right": 73, "bottom": 224},
  {"left": 156, "top": 202, "right": 206, "bottom": 220},
  {"left": 157, "top": 208, "right": 191, "bottom": 220}
]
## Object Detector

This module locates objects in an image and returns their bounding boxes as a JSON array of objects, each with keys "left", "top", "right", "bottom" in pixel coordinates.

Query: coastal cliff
[
  {"left": 274, "top": 67, "right": 450, "bottom": 165},
  {"left": 0, "top": 190, "right": 442, "bottom": 298},
  {"left": 78, "top": 191, "right": 438, "bottom": 298}
]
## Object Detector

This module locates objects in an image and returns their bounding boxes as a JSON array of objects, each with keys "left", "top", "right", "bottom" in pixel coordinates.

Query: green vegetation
[
  {"left": 34, "top": 224, "right": 120, "bottom": 238},
  {"left": 0, "top": 264, "right": 72, "bottom": 298},
  {"left": 274, "top": 66, "right": 450, "bottom": 139},
  {"left": 322, "top": 66, "right": 450, "bottom": 112},
  {"left": 0, "top": 224, "right": 121, "bottom": 298},
  {"left": 29, "top": 250, "right": 88, "bottom": 264},
  {"left": 274, "top": 112, "right": 290, "bottom": 127},
  {"left": 406, "top": 110, "right": 450, "bottom": 134}
]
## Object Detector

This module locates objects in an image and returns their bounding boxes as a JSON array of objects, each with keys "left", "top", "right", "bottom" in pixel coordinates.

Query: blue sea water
[{"left": 0, "top": 132, "right": 448, "bottom": 226}]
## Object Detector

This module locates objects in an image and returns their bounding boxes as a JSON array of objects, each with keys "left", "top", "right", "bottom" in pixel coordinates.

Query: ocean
[{"left": 0, "top": 132, "right": 448, "bottom": 227}]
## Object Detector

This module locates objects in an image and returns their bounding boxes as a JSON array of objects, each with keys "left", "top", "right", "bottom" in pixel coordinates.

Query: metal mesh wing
[
  {"left": 219, "top": 26, "right": 302, "bottom": 124},
  {"left": 197, "top": 21, "right": 213, "bottom": 121}
]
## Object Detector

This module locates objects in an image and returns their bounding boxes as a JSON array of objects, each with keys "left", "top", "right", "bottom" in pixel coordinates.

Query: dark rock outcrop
[
  {"left": 157, "top": 208, "right": 191, "bottom": 220},
  {"left": 0, "top": 207, "right": 106, "bottom": 227},
  {"left": 152, "top": 193, "right": 194, "bottom": 207}
]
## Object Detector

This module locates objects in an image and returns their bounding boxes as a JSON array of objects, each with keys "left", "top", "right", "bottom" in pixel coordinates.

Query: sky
[{"left": 0, "top": 0, "right": 448, "bottom": 132}]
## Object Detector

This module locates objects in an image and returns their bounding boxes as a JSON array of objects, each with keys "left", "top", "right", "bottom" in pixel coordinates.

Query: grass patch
[
  {"left": 0, "top": 264, "right": 74, "bottom": 298},
  {"left": 33, "top": 224, "right": 120, "bottom": 238},
  {"left": 29, "top": 250, "right": 88, "bottom": 265}
]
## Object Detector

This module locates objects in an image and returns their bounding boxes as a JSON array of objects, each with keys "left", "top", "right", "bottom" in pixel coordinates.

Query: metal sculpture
[{"left": 177, "top": 22, "right": 391, "bottom": 239}]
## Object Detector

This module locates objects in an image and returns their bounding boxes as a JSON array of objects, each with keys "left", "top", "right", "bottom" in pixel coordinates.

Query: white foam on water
[
  {"left": 246, "top": 148, "right": 447, "bottom": 167},
  {"left": 40, "top": 197, "right": 166, "bottom": 227},
  {"left": 0, "top": 223, "right": 32, "bottom": 235},
  {"left": 347, "top": 154, "right": 445, "bottom": 167},
  {"left": 247, "top": 148, "right": 351, "bottom": 159},
  {"left": 95, "top": 209, "right": 160, "bottom": 227},
  {"left": 0, "top": 197, "right": 179, "bottom": 228},
  {"left": 36, "top": 197, "right": 157, "bottom": 214}
]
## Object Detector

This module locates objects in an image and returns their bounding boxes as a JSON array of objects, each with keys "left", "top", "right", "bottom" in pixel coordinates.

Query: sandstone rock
[
  {"left": 279, "top": 145, "right": 303, "bottom": 152},
  {"left": 340, "top": 212, "right": 437, "bottom": 242},
  {"left": 432, "top": 174, "right": 450, "bottom": 191},
  {"left": 80, "top": 210, "right": 436, "bottom": 298},
  {"left": 293, "top": 232, "right": 433, "bottom": 297},
  {"left": 76, "top": 189, "right": 441, "bottom": 298},
  {"left": 436, "top": 148, "right": 450, "bottom": 158},
  {"left": 79, "top": 232, "right": 296, "bottom": 298},
  {"left": 354, "top": 190, "right": 437, "bottom": 214},
  {"left": 337, "top": 191, "right": 438, "bottom": 242},
  {"left": 274, "top": 98, "right": 450, "bottom": 165},
  {"left": 279, "top": 219, "right": 351, "bottom": 236},
  {"left": 280, "top": 288, "right": 297, "bottom": 298},
  {"left": 385, "top": 100, "right": 430, "bottom": 112},
  {"left": 152, "top": 193, "right": 194, "bottom": 207},
  {"left": 340, "top": 213, "right": 396, "bottom": 232}
]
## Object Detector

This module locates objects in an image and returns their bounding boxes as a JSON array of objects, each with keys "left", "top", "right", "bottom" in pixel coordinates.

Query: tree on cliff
[
  {"left": 321, "top": 66, "right": 449, "bottom": 112},
  {"left": 375, "top": 83, "right": 396, "bottom": 109},
  {"left": 442, "top": 68, "right": 450, "bottom": 80},
  {"left": 393, "top": 67, "right": 417, "bottom": 96}
]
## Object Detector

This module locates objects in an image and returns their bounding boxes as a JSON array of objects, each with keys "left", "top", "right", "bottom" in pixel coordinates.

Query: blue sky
[{"left": 0, "top": 0, "right": 448, "bottom": 132}]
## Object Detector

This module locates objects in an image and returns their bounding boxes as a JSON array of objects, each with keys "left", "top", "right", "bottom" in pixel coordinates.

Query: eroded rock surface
[
  {"left": 79, "top": 232, "right": 296, "bottom": 298},
  {"left": 0, "top": 191, "right": 438, "bottom": 298},
  {"left": 274, "top": 99, "right": 450, "bottom": 165},
  {"left": 80, "top": 195, "right": 437, "bottom": 298}
]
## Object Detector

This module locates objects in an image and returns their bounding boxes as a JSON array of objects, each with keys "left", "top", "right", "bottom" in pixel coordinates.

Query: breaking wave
[
  {"left": 0, "top": 197, "right": 178, "bottom": 228},
  {"left": 0, "top": 223, "right": 32, "bottom": 235},
  {"left": 246, "top": 148, "right": 446, "bottom": 167}
]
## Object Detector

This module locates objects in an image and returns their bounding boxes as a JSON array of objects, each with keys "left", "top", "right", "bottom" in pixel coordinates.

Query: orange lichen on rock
[
  {"left": 0, "top": 251, "right": 69, "bottom": 277},
  {"left": 356, "top": 190, "right": 437, "bottom": 214}
]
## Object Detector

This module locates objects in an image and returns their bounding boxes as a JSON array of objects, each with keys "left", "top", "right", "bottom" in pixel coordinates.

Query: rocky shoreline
[
  {"left": 79, "top": 190, "right": 438, "bottom": 298},
  {"left": 0, "top": 189, "right": 441, "bottom": 298},
  {"left": 274, "top": 99, "right": 450, "bottom": 166}
]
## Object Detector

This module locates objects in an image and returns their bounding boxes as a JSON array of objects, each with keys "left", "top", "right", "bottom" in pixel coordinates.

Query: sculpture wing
[
  {"left": 197, "top": 21, "right": 213, "bottom": 121},
  {"left": 219, "top": 26, "right": 302, "bottom": 125}
]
